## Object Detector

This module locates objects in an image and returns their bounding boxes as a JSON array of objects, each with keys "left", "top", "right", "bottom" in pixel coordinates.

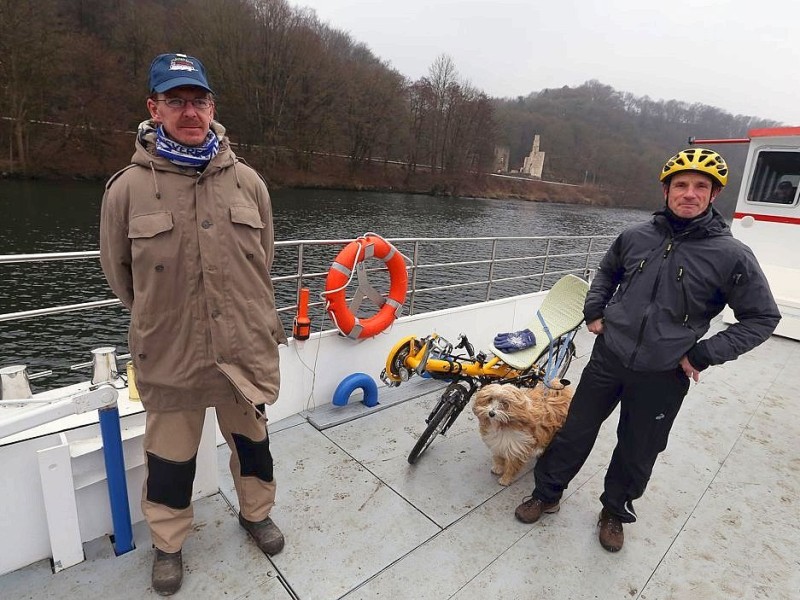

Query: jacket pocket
[
  {"left": 229, "top": 204, "right": 267, "bottom": 268},
  {"left": 230, "top": 205, "right": 264, "bottom": 229},
  {"left": 127, "top": 212, "right": 176, "bottom": 315},
  {"left": 128, "top": 211, "right": 174, "bottom": 238}
]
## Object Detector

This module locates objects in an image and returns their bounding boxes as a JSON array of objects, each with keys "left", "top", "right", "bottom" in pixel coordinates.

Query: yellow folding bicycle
[{"left": 380, "top": 274, "right": 590, "bottom": 464}]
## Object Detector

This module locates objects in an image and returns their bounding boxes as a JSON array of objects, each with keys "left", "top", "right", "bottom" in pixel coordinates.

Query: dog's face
[
  {"left": 472, "top": 383, "right": 541, "bottom": 425},
  {"left": 473, "top": 380, "right": 573, "bottom": 486}
]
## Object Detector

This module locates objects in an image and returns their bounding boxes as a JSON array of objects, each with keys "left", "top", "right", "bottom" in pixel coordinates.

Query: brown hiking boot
[
  {"left": 514, "top": 496, "right": 560, "bottom": 524},
  {"left": 152, "top": 548, "right": 183, "bottom": 596},
  {"left": 598, "top": 508, "right": 624, "bottom": 552},
  {"left": 239, "top": 513, "right": 285, "bottom": 555}
]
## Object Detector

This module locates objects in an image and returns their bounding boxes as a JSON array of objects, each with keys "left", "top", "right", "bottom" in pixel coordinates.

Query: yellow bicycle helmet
[{"left": 659, "top": 148, "right": 728, "bottom": 187}]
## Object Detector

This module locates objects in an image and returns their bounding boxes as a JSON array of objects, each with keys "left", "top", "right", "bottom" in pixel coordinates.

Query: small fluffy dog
[{"left": 472, "top": 380, "right": 573, "bottom": 486}]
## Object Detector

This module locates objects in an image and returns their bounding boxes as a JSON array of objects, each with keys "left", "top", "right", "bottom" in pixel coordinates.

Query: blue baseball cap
[{"left": 148, "top": 53, "right": 214, "bottom": 94}]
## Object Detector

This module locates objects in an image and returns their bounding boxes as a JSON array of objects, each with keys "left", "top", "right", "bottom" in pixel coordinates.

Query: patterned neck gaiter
[{"left": 155, "top": 125, "right": 219, "bottom": 168}]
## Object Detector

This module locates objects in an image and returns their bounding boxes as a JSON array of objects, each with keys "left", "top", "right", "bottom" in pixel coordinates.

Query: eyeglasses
[{"left": 155, "top": 97, "right": 213, "bottom": 110}]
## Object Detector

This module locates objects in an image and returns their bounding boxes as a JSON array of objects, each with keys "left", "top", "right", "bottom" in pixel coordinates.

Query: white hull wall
[
  {"left": 0, "top": 408, "right": 218, "bottom": 576},
  {"left": 270, "top": 289, "right": 551, "bottom": 423}
]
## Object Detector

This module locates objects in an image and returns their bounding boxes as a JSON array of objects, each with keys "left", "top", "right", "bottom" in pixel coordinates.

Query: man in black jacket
[{"left": 514, "top": 148, "right": 781, "bottom": 552}]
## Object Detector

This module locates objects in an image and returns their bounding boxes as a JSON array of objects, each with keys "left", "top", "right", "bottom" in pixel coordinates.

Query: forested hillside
[
  {"left": 493, "top": 82, "right": 778, "bottom": 208},
  {"left": 0, "top": 0, "right": 782, "bottom": 209}
]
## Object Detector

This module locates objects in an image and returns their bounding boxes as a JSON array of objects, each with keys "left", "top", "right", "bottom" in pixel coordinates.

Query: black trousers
[{"left": 533, "top": 335, "right": 690, "bottom": 523}]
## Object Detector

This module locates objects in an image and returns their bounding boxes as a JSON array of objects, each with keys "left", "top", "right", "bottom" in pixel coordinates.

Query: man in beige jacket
[{"left": 100, "top": 53, "right": 288, "bottom": 596}]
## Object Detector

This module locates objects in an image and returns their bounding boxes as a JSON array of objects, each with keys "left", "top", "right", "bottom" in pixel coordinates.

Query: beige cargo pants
[{"left": 141, "top": 397, "right": 276, "bottom": 553}]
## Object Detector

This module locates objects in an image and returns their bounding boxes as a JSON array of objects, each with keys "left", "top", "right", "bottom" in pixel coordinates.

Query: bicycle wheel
[
  {"left": 535, "top": 338, "right": 576, "bottom": 382},
  {"left": 407, "top": 386, "right": 465, "bottom": 464}
]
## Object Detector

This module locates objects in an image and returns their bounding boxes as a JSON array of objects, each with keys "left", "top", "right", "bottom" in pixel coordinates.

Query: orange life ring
[{"left": 324, "top": 236, "right": 407, "bottom": 339}]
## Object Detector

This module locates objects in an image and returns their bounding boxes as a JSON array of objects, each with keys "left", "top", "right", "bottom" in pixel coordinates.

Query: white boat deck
[{"left": 2, "top": 324, "right": 799, "bottom": 600}]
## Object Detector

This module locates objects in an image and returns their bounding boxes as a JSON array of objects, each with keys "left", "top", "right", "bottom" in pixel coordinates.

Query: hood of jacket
[
  {"left": 651, "top": 206, "right": 732, "bottom": 240},
  {"left": 129, "top": 120, "right": 246, "bottom": 201}
]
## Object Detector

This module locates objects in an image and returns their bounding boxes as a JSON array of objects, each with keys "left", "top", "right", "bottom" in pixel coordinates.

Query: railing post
[
  {"left": 583, "top": 237, "right": 595, "bottom": 280},
  {"left": 296, "top": 242, "right": 305, "bottom": 307},
  {"left": 486, "top": 239, "right": 498, "bottom": 302},
  {"left": 409, "top": 241, "right": 420, "bottom": 316},
  {"left": 540, "top": 239, "right": 552, "bottom": 291}
]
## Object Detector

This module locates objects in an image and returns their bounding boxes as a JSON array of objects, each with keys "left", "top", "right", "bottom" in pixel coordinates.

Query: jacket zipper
[
  {"left": 677, "top": 266, "right": 689, "bottom": 326},
  {"left": 628, "top": 239, "right": 672, "bottom": 367}
]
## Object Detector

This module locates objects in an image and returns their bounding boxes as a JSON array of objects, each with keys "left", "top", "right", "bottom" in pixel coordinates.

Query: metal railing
[{"left": 0, "top": 235, "right": 614, "bottom": 382}]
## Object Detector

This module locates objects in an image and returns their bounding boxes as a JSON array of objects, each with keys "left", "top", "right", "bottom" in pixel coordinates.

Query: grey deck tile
[
  {"left": 221, "top": 421, "right": 440, "bottom": 600},
  {"left": 446, "top": 415, "right": 755, "bottom": 600},
  {"left": 342, "top": 473, "right": 540, "bottom": 600},
  {"left": 640, "top": 398, "right": 800, "bottom": 599},
  {"left": 1, "top": 495, "right": 289, "bottom": 600},
  {"left": 449, "top": 484, "right": 659, "bottom": 600},
  {"left": 326, "top": 390, "right": 500, "bottom": 528},
  {"left": 321, "top": 388, "right": 452, "bottom": 466}
]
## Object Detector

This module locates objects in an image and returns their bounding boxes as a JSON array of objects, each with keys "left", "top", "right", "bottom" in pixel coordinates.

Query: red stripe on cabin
[
  {"left": 747, "top": 127, "right": 800, "bottom": 138},
  {"left": 733, "top": 212, "right": 800, "bottom": 225}
]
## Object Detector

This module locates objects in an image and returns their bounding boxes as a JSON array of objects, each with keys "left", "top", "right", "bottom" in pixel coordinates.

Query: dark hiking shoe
[
  {"left": 598, "top": 508, "right": 624, "bottom": 552},
  {"left": 152, "top": 548, "right": 183, "bottom": 596},
  {"left": 239, "top": 513, "right": 285, "bottom": 555},
  {"left": 514, "top": 496, "right": 560, "bottom": 524}
]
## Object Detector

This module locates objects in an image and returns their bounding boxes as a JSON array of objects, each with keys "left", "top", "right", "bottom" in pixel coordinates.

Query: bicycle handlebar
[{"left": 455, "top": 333, "right": 476, "bottom": 360}]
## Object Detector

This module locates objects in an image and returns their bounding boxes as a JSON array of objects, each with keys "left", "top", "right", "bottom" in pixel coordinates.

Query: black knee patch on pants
[
  {"left": 146, "top": 451, "right": 197, "bottom": 510},
  {"left": 232, "top": 432, "right": 273, "bottom": 482}
]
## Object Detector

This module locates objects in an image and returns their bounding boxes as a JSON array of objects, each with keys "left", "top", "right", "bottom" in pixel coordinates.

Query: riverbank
[
  {"left": 235, "top": 149, "right": 617, "bottom": 206},
  {"left": 0, "top": 128, "right": 616, "bottom": 207}
]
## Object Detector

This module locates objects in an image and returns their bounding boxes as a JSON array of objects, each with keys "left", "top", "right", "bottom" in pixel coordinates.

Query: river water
[{"left": 0, "top": 179, "right": 652, "bottom": 390}]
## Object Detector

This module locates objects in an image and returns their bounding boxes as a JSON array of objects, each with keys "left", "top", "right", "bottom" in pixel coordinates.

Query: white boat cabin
[{"left": 713, "top": 127, "right": 800, "bottom": 340}]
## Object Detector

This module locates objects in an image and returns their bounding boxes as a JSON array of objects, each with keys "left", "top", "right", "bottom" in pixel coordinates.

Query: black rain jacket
[{"left": 584, "top": 207, "right": 781, "bottom": 372}]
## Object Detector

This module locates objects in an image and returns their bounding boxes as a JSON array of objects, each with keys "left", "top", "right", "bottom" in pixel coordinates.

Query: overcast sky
[{"left": 296, "top": 0, "right": 800, "bottom": 125}]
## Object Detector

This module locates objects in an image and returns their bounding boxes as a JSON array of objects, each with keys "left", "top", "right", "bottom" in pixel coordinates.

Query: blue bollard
[
  {"left": 332, "top": 373, "right": 379, "bottom": 408},
  {"left": 98, "top": 405, "right": 134, "bottom": 555}
]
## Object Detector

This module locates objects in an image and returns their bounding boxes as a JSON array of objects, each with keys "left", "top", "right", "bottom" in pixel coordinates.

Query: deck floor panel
[
  {"left": 1, "top": 496, "right": 289, "bottom": 600},
  {"left": 448, "top": 484, "right": 666, "bottom": 600},
  {"left": 221, "top": 421, "right": 442, "bottom": 600},
  {"left": 328, "top": 390, "right": 503, "bottom": 528},
  {"left": 342, "top": 472, "right": 544, "bottom": 600}
]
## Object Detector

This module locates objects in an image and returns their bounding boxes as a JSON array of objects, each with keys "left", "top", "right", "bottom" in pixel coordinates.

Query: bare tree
[
  {"left": 0, "top": 0, "right": 62, "bottom": 172},
  {"left": 426, "top": 54, "right": 458, "bottom": 171}
]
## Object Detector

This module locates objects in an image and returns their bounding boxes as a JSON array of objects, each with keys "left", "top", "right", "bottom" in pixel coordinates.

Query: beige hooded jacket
[{"left": 100, "top": 120, "right": 288, "bottom": 412}]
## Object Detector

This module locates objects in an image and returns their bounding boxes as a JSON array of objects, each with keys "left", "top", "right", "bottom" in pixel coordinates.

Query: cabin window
[{"left": 746, "top": 150, "right": 800, "bottom": 205}]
